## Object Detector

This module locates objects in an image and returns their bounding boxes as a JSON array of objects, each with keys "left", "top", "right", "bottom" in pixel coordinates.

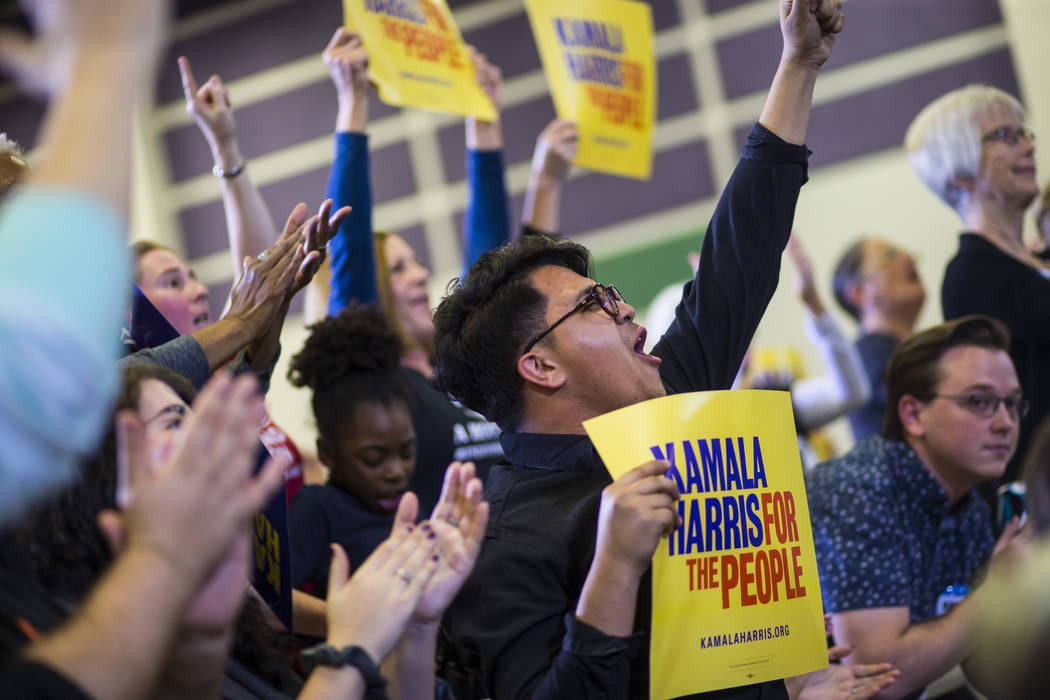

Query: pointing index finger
[{"left": 178, "top": 56, "right": 199, "bottom": 102}]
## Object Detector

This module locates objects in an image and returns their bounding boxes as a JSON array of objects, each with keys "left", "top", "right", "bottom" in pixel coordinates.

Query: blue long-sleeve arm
[
  {"left": 462, "top": 149, "right": 511, "bottom": 277},
  {"left": 326, "top": 132, "right": 378, "bottom": 316}
]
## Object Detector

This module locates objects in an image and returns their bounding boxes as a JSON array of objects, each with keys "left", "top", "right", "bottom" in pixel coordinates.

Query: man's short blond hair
[{"left": 904, "top": 84, "right": 1025, "bottom": 212}]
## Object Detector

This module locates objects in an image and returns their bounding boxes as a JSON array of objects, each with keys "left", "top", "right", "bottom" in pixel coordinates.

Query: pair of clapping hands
[
  {"left": 99, "top": 370, "right": 487, "bottom": 663},
  {"left": 220, "top": 199, "right": 350, "bottom": 340}
]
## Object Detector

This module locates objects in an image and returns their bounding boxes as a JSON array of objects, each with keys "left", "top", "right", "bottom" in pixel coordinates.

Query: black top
[
  {"left": 289, "top": 485, "right": 393, "bottom": 596},
  {"left": 847, "top": 332, "right": 899, "bottom": 441},
  {"left": 443, "top": 123, "right": 807, "bottom": 700},
  {"left": 0, "top": 661, "right": 91, "bottom": 700},
  {"left": 0, "top": 533, "right": 90, "bottom": 700},
  {"left": 401, "top": 367, "right": 504, "bottom": 514},
  {"left": 941, "top": 233, "right": 1050, "bottom": 481}
]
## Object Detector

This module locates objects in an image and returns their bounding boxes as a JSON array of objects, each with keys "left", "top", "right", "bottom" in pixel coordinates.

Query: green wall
[{"left": 592, "top": 227, "right": 706, "bottom": 311}]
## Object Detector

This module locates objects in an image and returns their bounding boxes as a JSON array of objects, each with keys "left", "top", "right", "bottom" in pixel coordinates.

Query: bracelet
[
  {"left": 301, "top": 643, "right": 388, "bottom": 697},
  {"left": 212, "top": 161, "right": 245, "bottom": 178}
]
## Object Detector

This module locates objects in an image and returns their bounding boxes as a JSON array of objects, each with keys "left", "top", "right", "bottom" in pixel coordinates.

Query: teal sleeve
[{"left": 0, "top": 189, "right": 129, "bottom": 523}]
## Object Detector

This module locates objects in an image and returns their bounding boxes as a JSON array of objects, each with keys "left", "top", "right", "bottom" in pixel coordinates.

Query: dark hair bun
[{"left": 288, "top": 303, "right": 402, "bottom": 390}]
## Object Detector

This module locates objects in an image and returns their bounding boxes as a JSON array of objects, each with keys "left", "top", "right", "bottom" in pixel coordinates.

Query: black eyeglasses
[
  {"left": 981, "top": 126, "right": 1035, "bottom": 146},
  {"left": 927, "top": 393, "right": 1030, "bottom": 421},
  {"left": 522, "top": 283, "right": 624, "bottom": 353}
]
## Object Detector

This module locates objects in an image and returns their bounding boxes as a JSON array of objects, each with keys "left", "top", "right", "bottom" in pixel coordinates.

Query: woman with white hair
[{"left": 905, "top": 84, "right": 1045, "bottom": 482}]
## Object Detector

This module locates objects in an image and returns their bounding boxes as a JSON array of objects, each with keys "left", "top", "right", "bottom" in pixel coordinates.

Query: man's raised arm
[
  {"left": 760, "top": 0, "right": 843, "bottom": 145},
  {"left": 654, "top": 0, "right": 844, "bottom": 394}
]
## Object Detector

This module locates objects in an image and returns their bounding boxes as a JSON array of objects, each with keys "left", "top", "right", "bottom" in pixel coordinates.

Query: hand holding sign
[
  {"left": 584, "top": 391, "right": 827, "bottom": 697},
  {"left": 533, "top": 119, "right": 579, "bottom": 185},
  {"left": 525, "top": 0, "right": 655, "bottom": 179},
  {"left": 595, "top": 460, "right": 682, "bottom": 576},
  {"left": 341, "top": 0, "right": 495, "bottom": 119},
  {"left": 325, "top": 28, "right": 371, "bottom": 132},
  {"left": 466, "top": 48, "right": 504, "bottom": 149}
]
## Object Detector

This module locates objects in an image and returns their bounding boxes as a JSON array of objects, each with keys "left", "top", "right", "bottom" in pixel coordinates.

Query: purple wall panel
[
  {"left": 658, "top": 53, "right": 699, "bottom": 119},
  {"left": 156, "top": 0, "right": 343, "bottom": 104},
  {"left": 731, "top": 48, "right": 1020, "bottom": 169},
  {"left": 435, "top": 52, "right": 697, "bottom": 183},
  {"left": 705, "top": 0, "right": 754, "bottom": 14},
  {"left": 450, "top": 141, "right": 714, "bottom": 240},
  {"left": 0, "top": 95, "right": 46, "bottom": 150},
  {"left": 180, "top": 140, "right": 414, "bottom": 260},
  {"left": 398, "top": 223, "right": 431, "bottom": 270},
  {"left": 651, "top": 1, "right": 681, "bottom": 31},
  {"left": 165, "top": 79, "right": 400, "bottom": 183},
  {"left": 559, "top": 140, "right": 715, "bottom": 236},
  {"left": 437, "top": 95, "right": 556, "bottom": 182},
  {"left": 461, "top": 13, "right": 540, "bottom": 80},
  {"left": 718, "top": 0, "right": 1003, "bottom": 99}
]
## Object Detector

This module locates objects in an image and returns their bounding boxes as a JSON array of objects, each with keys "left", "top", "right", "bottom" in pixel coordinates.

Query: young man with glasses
[
  {"left": 905, "top": 85, "right": 1046, "bottom": 483},
  {"left": 430, "top": 1, "right": 846, "bottom": 698},
  {"left": 807, "top": 315, "right": 1028, "bottom": 700}
]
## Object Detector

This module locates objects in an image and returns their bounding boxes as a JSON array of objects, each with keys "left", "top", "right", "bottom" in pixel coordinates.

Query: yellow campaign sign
[
  {"left": 583, "top": 391, "right": 827, "bottom": 698},
  {"left": 342, "top": 0, "right": 496, "bottom": 120},
  {"left": 525, "top": 0, "right": 655, "bottom": 179}
]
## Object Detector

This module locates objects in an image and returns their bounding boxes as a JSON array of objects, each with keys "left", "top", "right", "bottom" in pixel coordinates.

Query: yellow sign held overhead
[
  {"left": 583, "top": 390, "right": 827, "bottom": 698},
  {"left": 342, "top": 0, "right": 496, "bottom": 120},
  {"left": 525, "top": 0, "right": 655, "bottom": 179}
]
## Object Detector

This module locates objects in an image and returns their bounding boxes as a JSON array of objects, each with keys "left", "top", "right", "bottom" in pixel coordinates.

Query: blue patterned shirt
[{"left": 806, "top": 436, "right": 993, "bottom": 623}]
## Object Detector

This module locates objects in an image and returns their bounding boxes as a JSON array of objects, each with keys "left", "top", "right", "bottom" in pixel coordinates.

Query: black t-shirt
[
  {"left": 0, "top": 533, "right": 90, "bottom": 700},
  {"left": 401, "top": 367, "right": 503, "bottom": 514},
  {"left": 847, "top": 332, "right": 899, "bottom": 442},
  {"left": 289, "top": 485, "right": 393, "bottom": 596}
]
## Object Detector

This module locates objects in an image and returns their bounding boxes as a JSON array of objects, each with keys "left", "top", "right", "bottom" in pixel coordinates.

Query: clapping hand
[
  {"left": 324, "top": 504, "right": 442, "bottom": 661},
  {"left": 394, "top": 461, "right": 489, "bottom": 624}
]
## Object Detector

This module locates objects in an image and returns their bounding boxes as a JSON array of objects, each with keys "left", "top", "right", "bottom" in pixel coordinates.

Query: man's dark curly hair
[{"left": 432, "top": 232, "right": 591, "bottom": 430}]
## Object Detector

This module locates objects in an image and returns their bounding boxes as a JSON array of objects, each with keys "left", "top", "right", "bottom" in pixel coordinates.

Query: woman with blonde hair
[{"left": 906, "top": 84, "right": 1046, "bottom": 481}]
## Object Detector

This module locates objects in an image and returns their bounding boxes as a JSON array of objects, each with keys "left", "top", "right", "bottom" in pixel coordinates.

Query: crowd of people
[{"left": 2, "top": 0, "right": 1050, "bottom": 698}]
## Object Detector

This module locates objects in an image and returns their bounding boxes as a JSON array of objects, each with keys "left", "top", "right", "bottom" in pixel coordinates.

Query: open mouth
[
  {"left": 633, "top": 327, "right": 662, "bottom": 366},
  {"left": 376, "top": 492, "right": 405, "bottom": 512},
  {"left": 192, "top": 312, "right": 211, "bottom": 328}
]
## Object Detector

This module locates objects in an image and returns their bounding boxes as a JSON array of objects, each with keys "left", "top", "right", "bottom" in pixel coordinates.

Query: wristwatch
[{"left": 301, "top": 643, "right": 389, "bottom": 698}]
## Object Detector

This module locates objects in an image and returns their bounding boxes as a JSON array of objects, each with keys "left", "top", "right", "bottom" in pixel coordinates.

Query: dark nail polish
[{"left": 432, "top": 555, "right": 439, "bottom": 561}]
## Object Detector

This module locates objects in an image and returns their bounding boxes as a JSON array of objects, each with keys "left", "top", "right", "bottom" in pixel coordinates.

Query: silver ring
[
  {"left": 851, "top": 689, "right": 858, "bottom": 695},
  {"left": 257, "top": 250, "right": 269, "bottom": 262},
  {"left": 396, "top": 567, "right": 412, "bottom": 583},
  {"left": 447, "top": 516, "right": 461, "bottom": 527}
]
